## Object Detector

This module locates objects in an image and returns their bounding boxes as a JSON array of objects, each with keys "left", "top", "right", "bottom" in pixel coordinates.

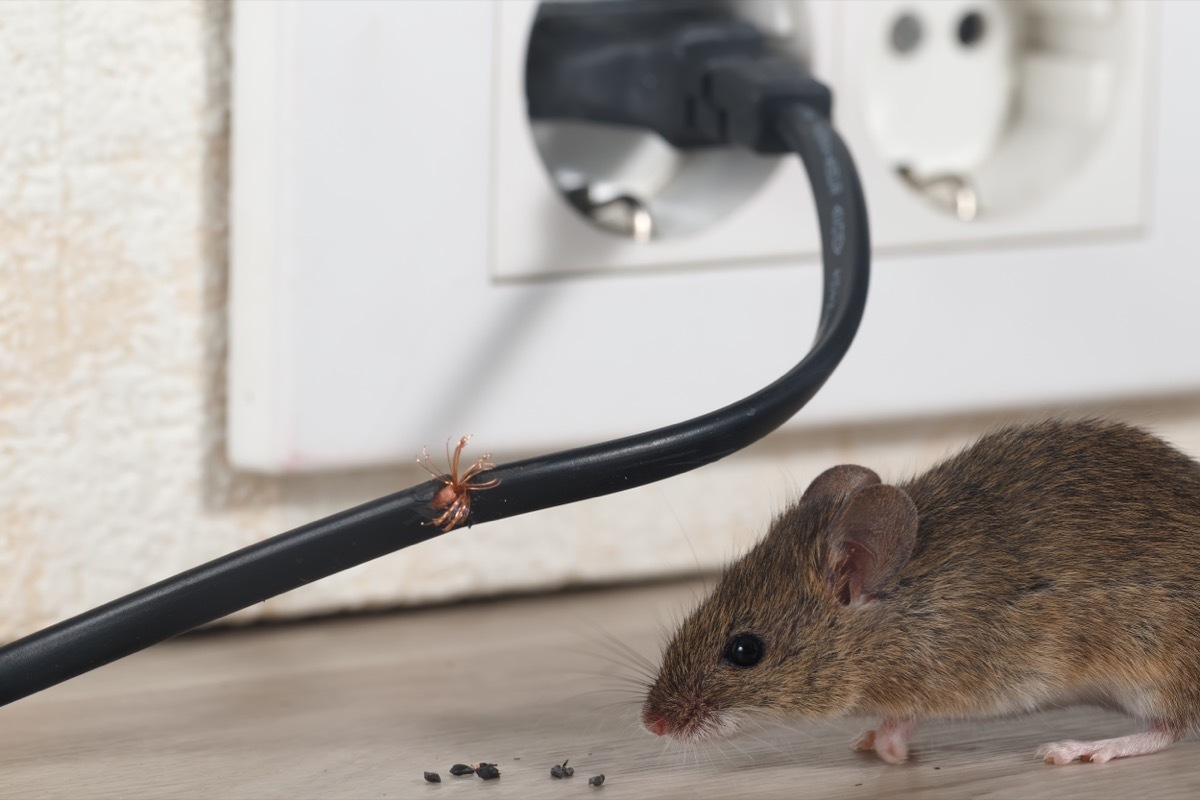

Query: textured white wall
[{"left": 2, "top": 1, "right": 1199, "bottom": 644}]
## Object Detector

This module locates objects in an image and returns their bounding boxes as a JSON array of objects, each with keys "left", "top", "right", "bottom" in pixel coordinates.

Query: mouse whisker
[
  {"left": 568, "top": 655, "right": 657, "bottom": 692},
  {"left": 568, "top": 623, "right": 661, "bottom": 675},
  {"left": 580, "top": 645, "right": 658, "bottom": 679}
]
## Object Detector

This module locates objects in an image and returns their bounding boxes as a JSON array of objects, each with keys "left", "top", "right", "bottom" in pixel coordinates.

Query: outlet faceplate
[
  {"left": 229, "top": 0, "right": 1199, "bottom": 474},
  {"left": 492, "top": 1, "right": 826, "bottom": 278},
  {"left": 494, "top": 0, "right": 1151, "bottom": 275},
  {"left": 842, "top": 0, "right": 1150, "bottom": 234}
]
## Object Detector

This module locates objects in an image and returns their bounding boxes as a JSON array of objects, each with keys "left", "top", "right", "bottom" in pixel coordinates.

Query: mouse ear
[
  {"left": 802, "top": 465, "right": 881, "bottom": 509},
  {"left": 827, "top": 484, "right": 918, "bottom": 607}
]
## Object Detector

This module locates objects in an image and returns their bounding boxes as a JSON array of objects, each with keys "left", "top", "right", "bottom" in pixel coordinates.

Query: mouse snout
[
  {"left": 641, "top": 701, "right": 681, "bottom": 737},
  {"left": 641, "top": 701, "right": 740, "bottom": 743},
  {"left": 642, "top": 693, "right": 730, "bottom": 742}
]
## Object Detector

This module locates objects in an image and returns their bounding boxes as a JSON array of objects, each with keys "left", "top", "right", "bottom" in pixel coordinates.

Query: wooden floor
[{"left": 2, "top": 579, "right": 1198, "bottom": 799}]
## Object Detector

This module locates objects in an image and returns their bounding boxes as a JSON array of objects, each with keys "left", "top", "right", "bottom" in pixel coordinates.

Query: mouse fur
[{"left": 642, "top": 419, "right": 1200, "bottom": 764}]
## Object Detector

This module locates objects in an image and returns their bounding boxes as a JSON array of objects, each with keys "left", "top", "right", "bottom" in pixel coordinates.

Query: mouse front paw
[
  {"left": 851, "top": 718, "right": 915, "bottom": 764},
  {"left": 852, "top": 728, "right": 877, "bottom": 752}
]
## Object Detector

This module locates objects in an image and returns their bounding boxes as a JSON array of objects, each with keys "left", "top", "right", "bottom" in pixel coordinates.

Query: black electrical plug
[{"left": 526, "top": 0, "right": 831, "bottom": 154}]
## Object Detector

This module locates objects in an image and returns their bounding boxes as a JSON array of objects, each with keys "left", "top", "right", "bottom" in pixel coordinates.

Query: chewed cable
[{"left": 0, "top": 5, "right": 870, "bottom": 708}]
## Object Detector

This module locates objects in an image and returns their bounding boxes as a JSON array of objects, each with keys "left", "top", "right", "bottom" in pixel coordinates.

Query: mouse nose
[{"left": 647, "top": 717, "right": 668, "bottom": 736}]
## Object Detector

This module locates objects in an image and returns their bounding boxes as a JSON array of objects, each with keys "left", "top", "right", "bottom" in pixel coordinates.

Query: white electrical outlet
[
  {"left": 491, "top": 0, "right": 827, "bottom": 279},
  {"left": 229, "top": 0, "right": 1200, "bottom": 475},
  {"left": 494, "top": 0, "right": 1149, "bottom": 274},
  {"left": 840, "top": 0, "right": 1150, "bottom": 238}
]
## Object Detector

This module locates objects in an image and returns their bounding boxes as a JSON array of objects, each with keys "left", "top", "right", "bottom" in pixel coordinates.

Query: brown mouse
[{"left": 641, "top": 419, "right": 1200, "bottom": 765}]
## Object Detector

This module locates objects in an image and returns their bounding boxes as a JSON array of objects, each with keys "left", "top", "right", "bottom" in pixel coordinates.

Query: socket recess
[
  {"left": 839, "top": 0, "right": 1152, "bottom": 240},
  {"left": 493, "top": 0, "right": 830, "bottom": 279},
  {"left": 229, "top": 0, "right": 1195, "bottom": 475}
]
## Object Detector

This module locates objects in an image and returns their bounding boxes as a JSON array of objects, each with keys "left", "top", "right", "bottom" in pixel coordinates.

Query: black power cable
[{"left": 0, "top": 3, "right": 870, "bottom": 708}]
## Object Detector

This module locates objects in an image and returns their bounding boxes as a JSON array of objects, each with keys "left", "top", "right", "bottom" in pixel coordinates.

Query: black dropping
[
  {"left": 449, "top": 764, "right": 475, "bottom": 776},
  {"left": 724, "top": 632, "right": 765, "bottom": 668},
  {"left": 476, "top": 763, "right": 501, "bottom": 780},
  {"left": 589, "top": 774, "right": 606, "bottom": 787},
  {"left": 550, "top": 759, "right": 574, "bottom": 778},
  {"left": 423, "top": 772, "right": 441, "bottom": 783}
]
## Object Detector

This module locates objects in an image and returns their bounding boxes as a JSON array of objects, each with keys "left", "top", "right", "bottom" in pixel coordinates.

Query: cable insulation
[{"left": 0, "top": 106, "right": 869, "bottom": 708}]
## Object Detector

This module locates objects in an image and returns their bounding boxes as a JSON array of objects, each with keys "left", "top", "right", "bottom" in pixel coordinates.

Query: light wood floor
[{"left": 2, "top": 579, "right": 1198, "bottom": 799}]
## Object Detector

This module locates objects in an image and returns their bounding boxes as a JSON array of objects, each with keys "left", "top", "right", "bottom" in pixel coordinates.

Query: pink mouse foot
[
  {"left": 1038, "top": 722, "right": 1185, "bottom": 765},
  {"left": 852, "top": 718, "right": 916, "bottom": 764},
  {"left": 852, "top": 728, "right": 876, "bottom": 752}
]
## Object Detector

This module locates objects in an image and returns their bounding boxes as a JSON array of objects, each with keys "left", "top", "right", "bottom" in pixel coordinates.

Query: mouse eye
[{"left": 723, "top": 633, "right": 765, "bottom": 668}]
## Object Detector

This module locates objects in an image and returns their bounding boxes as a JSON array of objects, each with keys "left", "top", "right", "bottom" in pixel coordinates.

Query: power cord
[{"left": 0, "top": 1, "right": 870, "bottom": 707}]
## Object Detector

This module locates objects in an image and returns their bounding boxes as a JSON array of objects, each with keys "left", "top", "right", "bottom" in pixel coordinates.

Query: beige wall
[{"left": 2, "top": 1, "right": 1198, "bottom": 643}]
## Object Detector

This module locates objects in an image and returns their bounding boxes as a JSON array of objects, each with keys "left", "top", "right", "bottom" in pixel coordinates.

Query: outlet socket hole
[
  {"left": 957, "top": 11, "right": 986, "bottom": 48},
  {"left": 525, "top": 0, "right": 812, "bottom": 241},
  {"left": 890, "top": 13, "right": 923, "bottom": 54}
]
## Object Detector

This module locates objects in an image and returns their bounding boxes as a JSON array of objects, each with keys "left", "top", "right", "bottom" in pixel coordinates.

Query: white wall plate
[
  {"left": 229, "top": 0, "right": 1199, "bottom": 474},
  {"left": 838, "top": 0, "right": 1150, "bottom": 243},
  {"left": 491, "top": 0, "right": 828, "bottom": 279}
]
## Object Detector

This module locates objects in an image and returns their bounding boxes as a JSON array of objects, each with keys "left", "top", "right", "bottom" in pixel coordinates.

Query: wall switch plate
[{"left": 229, "top": 0, "right": 1199, "bottom": 475}]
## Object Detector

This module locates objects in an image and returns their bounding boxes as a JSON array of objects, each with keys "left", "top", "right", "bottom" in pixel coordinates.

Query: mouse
[{"left": 641, "top": 418, "right": 1200, "bottom": 765}]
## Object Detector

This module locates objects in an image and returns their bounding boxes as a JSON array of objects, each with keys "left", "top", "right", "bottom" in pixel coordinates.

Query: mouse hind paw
[{"left": 1038, "top": 722, "right": 1185, "bottom": 765}]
